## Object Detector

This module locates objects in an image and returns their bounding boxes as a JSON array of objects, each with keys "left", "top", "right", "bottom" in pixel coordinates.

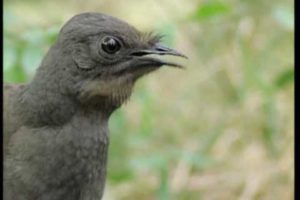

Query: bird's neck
[
  {"left": 17, "top": 82, "right": 117, "bottom": 128},
  {"left": 16, "top": 82, "right": 75, "bottom": 126}
]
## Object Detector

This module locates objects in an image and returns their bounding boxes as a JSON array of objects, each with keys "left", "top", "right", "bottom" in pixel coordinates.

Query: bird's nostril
[{"left": 154, "top": 45, "right": 168, "bottom": 52}]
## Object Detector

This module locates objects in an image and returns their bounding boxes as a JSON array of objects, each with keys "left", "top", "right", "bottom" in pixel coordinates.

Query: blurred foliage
[
  {"left": 192, "top": 2, "right": 231, "bottom": 21},
  {"left": 4, "top": 0, "right": 294, "bottom": 199}
]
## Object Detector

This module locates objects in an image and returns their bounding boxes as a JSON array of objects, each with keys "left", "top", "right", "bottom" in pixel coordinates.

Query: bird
[{"left": 4, "top": 12, "right": 186, "bottom": 200}]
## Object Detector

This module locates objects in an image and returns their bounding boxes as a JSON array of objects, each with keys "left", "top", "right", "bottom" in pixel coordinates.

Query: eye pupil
[{"left": 101, "top": 36, "right": 121, "bottom": 54}]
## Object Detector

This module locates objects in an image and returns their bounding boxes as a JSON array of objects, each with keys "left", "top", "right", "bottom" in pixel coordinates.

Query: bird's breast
[{"left": 62, "top": 113, "right": 110, "bottom": 182}]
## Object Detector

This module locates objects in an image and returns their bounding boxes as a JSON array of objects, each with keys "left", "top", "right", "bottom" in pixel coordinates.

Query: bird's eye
[{"left": 101, "top": 36, "right": 121, "bottom": 54}]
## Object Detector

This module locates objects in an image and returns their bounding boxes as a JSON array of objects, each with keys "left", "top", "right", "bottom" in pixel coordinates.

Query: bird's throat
[{"left": 77, "top": 75, "right": 134, "bottom": 110}]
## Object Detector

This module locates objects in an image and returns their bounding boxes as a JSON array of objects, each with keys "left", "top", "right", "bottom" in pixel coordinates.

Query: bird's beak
[{"left": 130, "top": 43, "right": 187, "bottom": 69}]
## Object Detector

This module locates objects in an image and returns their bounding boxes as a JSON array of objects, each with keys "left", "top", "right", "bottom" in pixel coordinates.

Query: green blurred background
[{"left": 4, "top": 0, "right": 294, "bottom": 199}]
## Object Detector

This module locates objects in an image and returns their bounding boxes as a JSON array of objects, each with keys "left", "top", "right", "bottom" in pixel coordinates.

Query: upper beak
[{"left": 130, "top": 43, "right": 187, "bottom": 69}]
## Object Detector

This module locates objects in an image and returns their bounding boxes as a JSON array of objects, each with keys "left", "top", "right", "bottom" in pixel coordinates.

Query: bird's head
[{"left": 34, "top": 12, "right": 186, "bottom": 110}]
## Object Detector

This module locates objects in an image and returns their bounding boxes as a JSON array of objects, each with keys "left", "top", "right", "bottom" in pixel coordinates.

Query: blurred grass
[{"left": 4, "top": 0, "right": 294, "bottom": 199}]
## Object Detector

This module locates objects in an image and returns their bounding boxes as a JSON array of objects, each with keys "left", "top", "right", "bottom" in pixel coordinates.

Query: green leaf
[
  {"left": 194, "top": 2, "right": 231, "bottom": 20},
  {"left": 4, "top": 40, "right": 17, "bottom": 71},
  {"left": 107, "top": 168, "right": 134, "bottom": 183},
  {"left": 157, "top": 164, "right": 170, "bottom": 200},
  {"left": 262, "top": 97, "right": 279, "bottom": 156},
  {"left": 4, "top": 65, "right": 27, "bottom": 83},
  {"left": 275, "top": 68, "right": 294, "bottom": 89}
]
